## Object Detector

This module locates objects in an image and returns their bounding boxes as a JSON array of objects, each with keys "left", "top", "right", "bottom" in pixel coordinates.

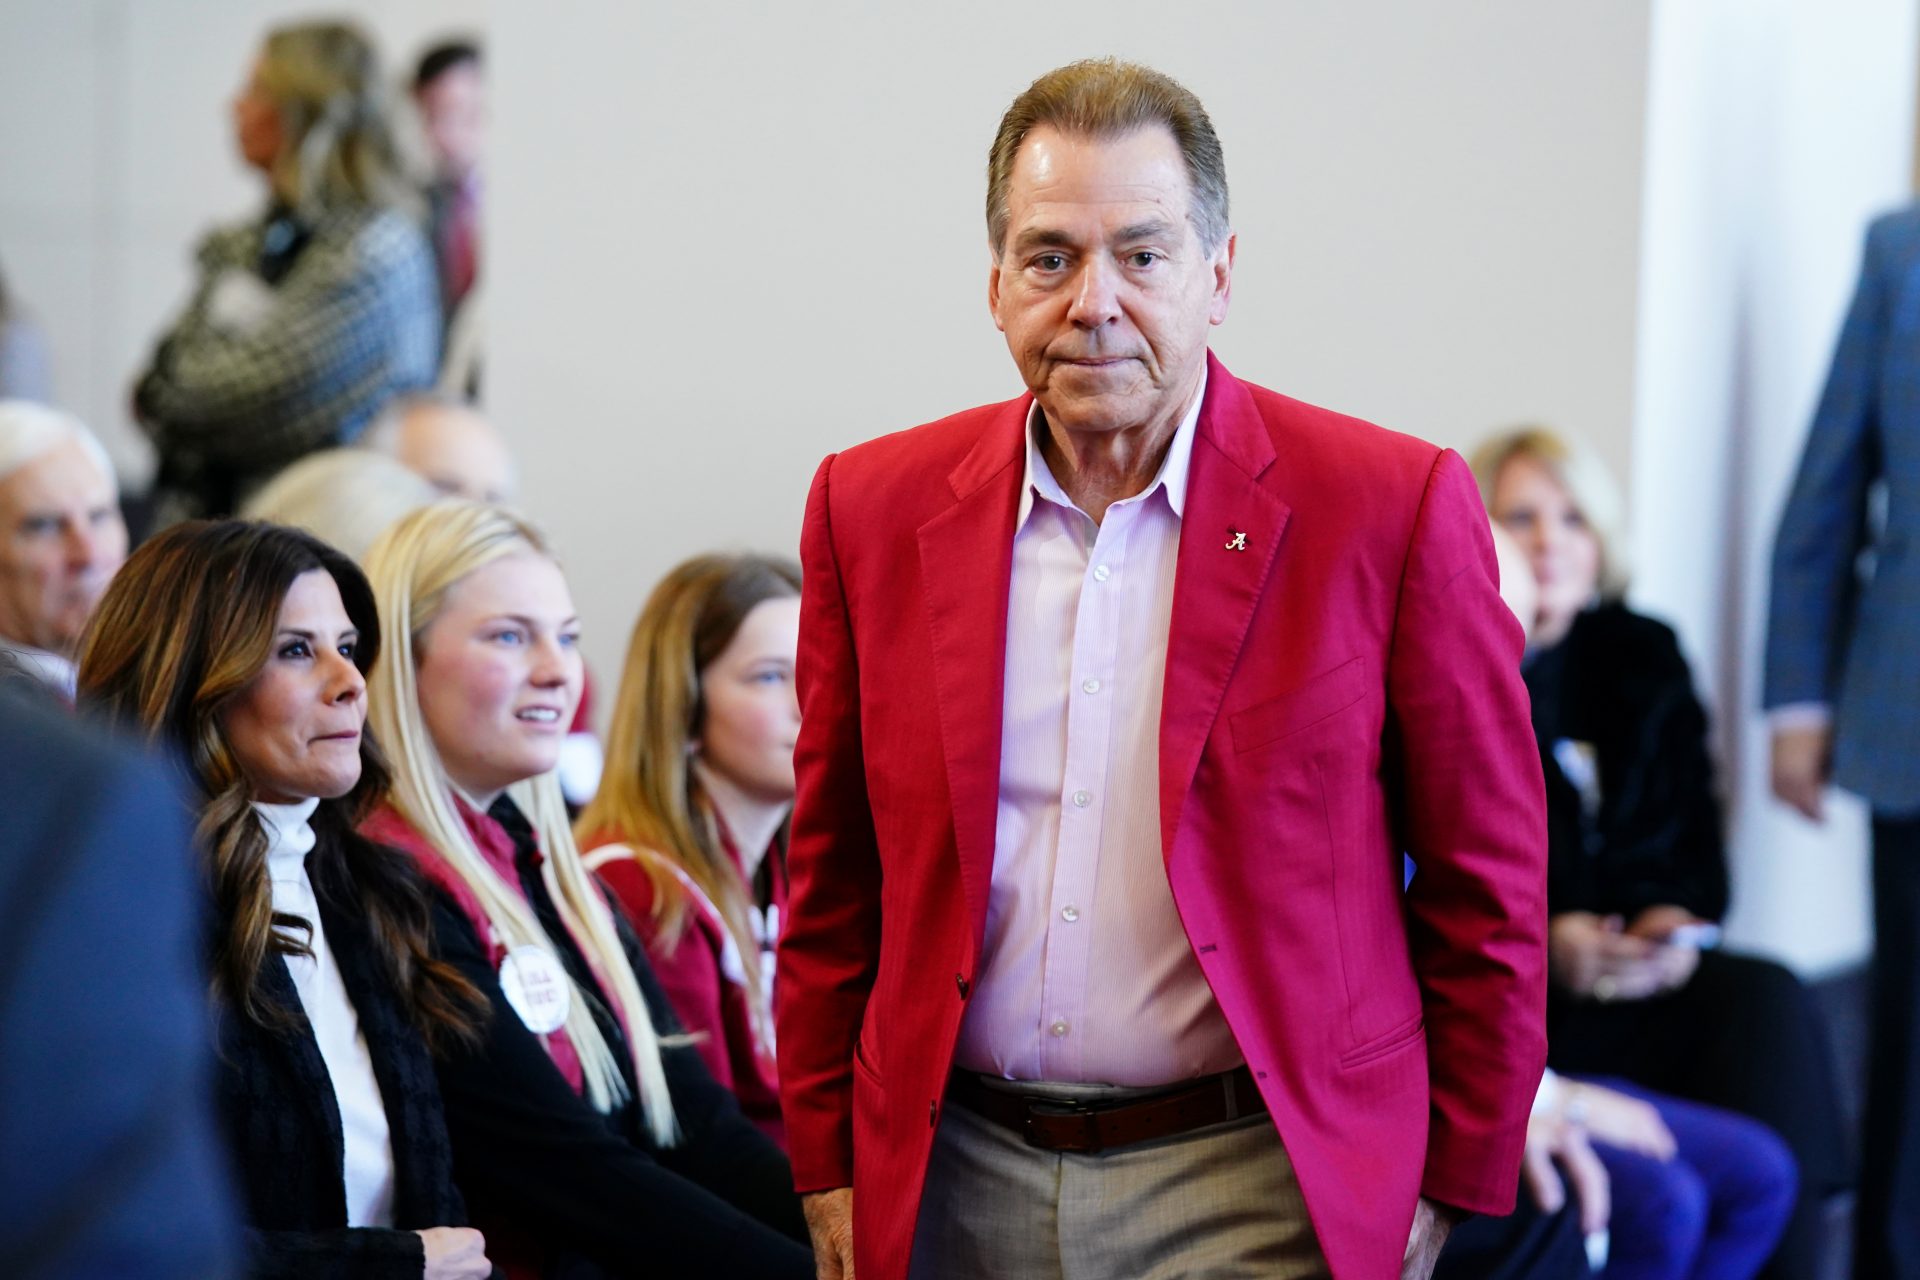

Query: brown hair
[
  {"left": 576, "top": 553, "right": 802, "bottom": 1043},
  {"left": 76, "top": 519, "right": 481, "bottom": 1048},
  {"left": 986, "top": 58, "right": 1230, "bottom": 255}
]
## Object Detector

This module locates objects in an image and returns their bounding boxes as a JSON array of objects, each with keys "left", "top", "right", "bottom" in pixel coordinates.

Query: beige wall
[{"left": 489, "top": 0, "right": 1651, "bottom": 693}]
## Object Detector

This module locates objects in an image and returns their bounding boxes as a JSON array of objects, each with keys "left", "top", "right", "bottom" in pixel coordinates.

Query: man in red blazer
[{"left": 776, "top": 59, "right": 1546, "bottom": 1280}]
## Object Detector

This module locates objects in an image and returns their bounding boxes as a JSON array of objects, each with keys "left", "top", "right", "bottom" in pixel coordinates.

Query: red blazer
[
  {"left": 586, "top": 835, "right": 788, "bottom": 1150},
  {"left": 774, "top": 355, "right": 1548, "bottom": 1280}
]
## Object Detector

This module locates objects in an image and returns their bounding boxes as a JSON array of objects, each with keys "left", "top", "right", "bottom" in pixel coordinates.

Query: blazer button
[
  {"left": 928, "top": 1099, "right": 939, "bottom": 1127},
  {"left": 955, "top": 973, "right": 970, "bottom": 1000}
]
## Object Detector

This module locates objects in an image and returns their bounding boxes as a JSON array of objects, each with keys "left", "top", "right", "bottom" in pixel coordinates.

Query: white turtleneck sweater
[{"left": 257, "top": 798, "right": 397, "bottom": 1228}]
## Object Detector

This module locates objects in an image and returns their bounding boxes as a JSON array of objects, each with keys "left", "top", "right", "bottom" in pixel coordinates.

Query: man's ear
[
  {"left": 1209, "top": 233, "right": 1236, "bottom": 327},
  {"left": 988, "top": 256, "right": 1007, "bottom": 333}
]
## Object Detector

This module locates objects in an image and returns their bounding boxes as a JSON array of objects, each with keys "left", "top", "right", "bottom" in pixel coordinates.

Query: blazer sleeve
[
  {"left": 1615, "top": 631, "right": 1730, "bottom": 922},
  {"left": 774, "top": 453, "right": 886, "bottom": 1194},
  {"left": 428, "top": 899, "right": 812, "bottom": 1279},
  {"left": 1765, "top": 214, "right": 1894, "bottom": 708},
  {"left": 0, "top": 703, "right": 241, "bottom": 1278},
  {"left": 1386, "top": 449, "right": 1549, "bottom": 1215},
  {"left": 244, "top": 1227, "right": 424, "bottom": 1280}
]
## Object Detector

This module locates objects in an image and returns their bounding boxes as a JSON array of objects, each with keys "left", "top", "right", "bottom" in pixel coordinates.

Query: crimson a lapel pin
[{"left": 1224, "top": 530, "right": 1249, "bottom": 552}]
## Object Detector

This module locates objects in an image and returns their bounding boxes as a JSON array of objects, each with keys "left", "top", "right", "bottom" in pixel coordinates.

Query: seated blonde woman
[
  {"left": 359, "top": 500, "right": 811, "bottom": 1278},
  {"left": 1471, "top": 425, "right": 1840, "bottom": 1280},
  {"left": 577, "top": 553, "right": 802, "bottom": 1148}
]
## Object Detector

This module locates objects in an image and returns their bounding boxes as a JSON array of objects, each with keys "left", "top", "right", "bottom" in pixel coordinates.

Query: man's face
[
  {"left": 0, "top": 439, "right": 128, "bottom": 655},
  {"left": 416, "top": 63, "right": 485, "bottom": 182},
  {"left": 990, "top": 124, "right": 1233, "bottom": 439}
]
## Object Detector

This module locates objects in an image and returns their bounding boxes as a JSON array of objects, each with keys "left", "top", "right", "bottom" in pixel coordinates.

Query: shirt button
[
  {"left": 1050, "top": 1019, "right": 1070, "bottom": 1038},
  {"left": 1092, "top": 565, "right": 1111, "bottom": 582},
  {"left": 1061, "top": 905, "right": 1080, "bottom": 923},
  {"left": 1082, "top": 678, "right": 1101, "bottom": 694},
  {"left": 1072, "top": 789, "right": 1092, "bottom": 808}
]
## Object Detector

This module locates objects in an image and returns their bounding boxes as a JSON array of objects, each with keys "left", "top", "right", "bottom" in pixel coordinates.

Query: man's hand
[
  {"left": 802, "top": 1187, "right": 855, "bottom": 1280},
  {"left": 1400, "top": 1195, "right": 1468, "bottom": 1279},
  {"left": 1771, "top": 724, "right": 1833, "bottom": 822}
]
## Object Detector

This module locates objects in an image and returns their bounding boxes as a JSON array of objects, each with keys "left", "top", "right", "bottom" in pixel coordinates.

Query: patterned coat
[
  {"left": 1766, "top": 204, "right": 1920, "bottom": 813},
  {"left": 134, "top": 203, "right": 440, "bottom": 518}
]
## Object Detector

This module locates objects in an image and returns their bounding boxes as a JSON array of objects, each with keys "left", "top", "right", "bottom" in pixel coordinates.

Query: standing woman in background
[
  {"left": 360, "top": 502, "right": 812, "bottom": 1278},
  {"left": 135, "top": 20, "right": 439, "bottom": 522},
  {"left": 76, "top": 519, "right": 492, "bottom": 1279},
  {"left": 577, "top": 553, "right": 802, "bottom": 1148}
]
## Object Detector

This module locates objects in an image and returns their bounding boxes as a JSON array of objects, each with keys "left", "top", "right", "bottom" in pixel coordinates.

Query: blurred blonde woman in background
[
  {"left": 1473, "top": 426, "right": 1842, "bottom": 1280},
  {"left": 135, "top": 19, "right": 439, "bottom": 521},
  {"left": 360, "top": 501, "right": 811, "bottom": 1279},
  {"left": 578, "top": 553, "right": 802, "bottom": 1148}
]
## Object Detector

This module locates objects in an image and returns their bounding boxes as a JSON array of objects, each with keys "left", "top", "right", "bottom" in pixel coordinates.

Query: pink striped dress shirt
[{"left": 954, "top": 371, "right": 1244, "bottom": 1086}]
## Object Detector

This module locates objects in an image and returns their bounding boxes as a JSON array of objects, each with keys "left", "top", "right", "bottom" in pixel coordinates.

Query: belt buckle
[{"left": 1023, "top": 1097, "right": 1104, "bottom": 1154}]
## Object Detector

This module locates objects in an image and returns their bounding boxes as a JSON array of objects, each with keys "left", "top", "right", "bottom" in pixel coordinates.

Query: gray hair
[
  {"left": 986, "top": 59, "right": 1230, "bottom": 256},
  {"left": 0, "top": 400, "right": 117, "bottom": 492}
]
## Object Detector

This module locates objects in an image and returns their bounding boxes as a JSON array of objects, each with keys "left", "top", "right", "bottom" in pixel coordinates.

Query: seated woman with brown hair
[
  {"left": 359, "top": 501, "right": 811, "bottom": 1278},
  {"left": 76, "top": 519, "right": 491, "bottom": 1280},
  {"left": 577, "top": 553, "right": 801, "bottom": 1148}
]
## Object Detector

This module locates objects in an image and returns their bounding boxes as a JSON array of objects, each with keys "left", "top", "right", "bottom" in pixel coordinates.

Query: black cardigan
[
  {"left": 1523, "top": 602, "right": 1730, "bottom": 922},
  {"left": 212, "top": 830, "right": 471, "bottom": 1279},
  {"left": 429, "top": 798, "right": 812, "bottom": 1279}
]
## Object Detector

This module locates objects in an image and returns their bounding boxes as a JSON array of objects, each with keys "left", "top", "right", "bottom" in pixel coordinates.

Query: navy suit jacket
[
  {"left": 0, "top": 688, "right": 239, "bottom": 1277},
  {"left": 1766, "top": 205, "right": 1920, "bottom": 813}
]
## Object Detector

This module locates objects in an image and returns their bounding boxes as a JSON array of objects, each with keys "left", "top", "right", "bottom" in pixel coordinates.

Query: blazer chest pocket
[{"left": 1230, "top": 657, "right": 1368, "bottom": 754}]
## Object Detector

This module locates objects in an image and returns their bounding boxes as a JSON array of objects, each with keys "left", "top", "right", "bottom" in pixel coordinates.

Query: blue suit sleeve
[{"left": 1765, "top": 215, "right": 1895, "bottom": 707}]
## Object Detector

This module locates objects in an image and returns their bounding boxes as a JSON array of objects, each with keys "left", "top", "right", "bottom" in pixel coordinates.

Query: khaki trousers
[{"left": 907, "top": 1077, "right": 1331, "bottom": 1280}]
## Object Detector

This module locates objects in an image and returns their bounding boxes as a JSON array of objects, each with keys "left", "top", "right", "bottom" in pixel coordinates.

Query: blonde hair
[
  {"left": 577, "top": 553, "right": 801, "bottom": 1051},
  {"left": 364, "top": 500, "right": 678, "bottom": 1142},
  {"left": 240, "top": 448, "right": 439, "bottom": 565},
  {"left": 1468, "top": 424, "right": 1631, "bottom": 599},
  {"left": 257, "top": 21, "right": 408, "bottom": 218}
]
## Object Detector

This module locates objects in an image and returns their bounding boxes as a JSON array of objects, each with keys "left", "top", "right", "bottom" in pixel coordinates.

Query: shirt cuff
[
  {"left": 1531, "top": 1068, "right": 1561, "bottom": 1116},
  {"left": 1768, "top": 702, "right": 1833, "bottom": 732}
]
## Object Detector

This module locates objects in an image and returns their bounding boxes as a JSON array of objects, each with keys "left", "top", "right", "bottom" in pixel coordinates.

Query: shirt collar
[
  {"left": 1016, "top": 364, "right": 1208, "bottom": 529},
  {"left": 255, "top": 796, "right": 321, "bottom": 880}
]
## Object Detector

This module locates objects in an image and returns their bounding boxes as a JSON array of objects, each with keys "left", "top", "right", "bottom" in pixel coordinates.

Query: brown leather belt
[{"left": 945, "top": 1066, "right": 1265, "bottom": 1154}]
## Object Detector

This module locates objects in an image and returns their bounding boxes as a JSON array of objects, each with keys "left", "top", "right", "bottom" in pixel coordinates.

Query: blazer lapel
[
  {"left": 260, "top": 951, "right": 348, "bottom": 1194},
  {"left": 1160, "top": 357, "right": 1290, "bottom": 853},
  {"left": 319, "top": 888, "right": 430, "bottom": 1222},
  {"left": 918, "top": 400, "right": 1027, "bottom": 962}
]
